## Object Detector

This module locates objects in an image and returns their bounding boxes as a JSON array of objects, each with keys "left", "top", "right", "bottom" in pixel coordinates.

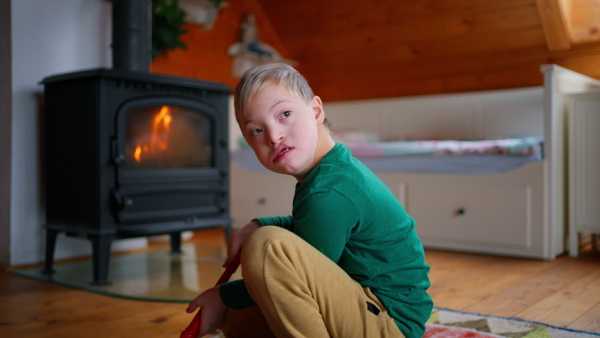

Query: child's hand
[
  {"left": 186, "top": 286, "right": 228, "bottom": 336},
  {"left": 223, "top": 220, "right": 260, "bottom": 268}
]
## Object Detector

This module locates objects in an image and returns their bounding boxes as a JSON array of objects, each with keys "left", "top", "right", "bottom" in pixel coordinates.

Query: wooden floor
[{"left": 1, "top": 228, "right": 599, "bottom": 337}]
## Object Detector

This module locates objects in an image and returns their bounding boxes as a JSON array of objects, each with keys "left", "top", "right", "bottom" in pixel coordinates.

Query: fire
[
  {"left": 134, "top": 146, "right": 142, "bottom": 162},
  {"left": 133, "top": 105, "right": 173, "bottom": 162}
]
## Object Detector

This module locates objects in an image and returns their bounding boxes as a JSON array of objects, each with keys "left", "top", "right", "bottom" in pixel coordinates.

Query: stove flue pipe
[{"left": 112, "top": 0, "right": 151, "bottom": 72}]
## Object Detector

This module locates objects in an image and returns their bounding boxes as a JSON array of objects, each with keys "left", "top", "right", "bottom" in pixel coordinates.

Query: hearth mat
[{"left": 10, "top": 243, "right": 242, "bottom": 303}]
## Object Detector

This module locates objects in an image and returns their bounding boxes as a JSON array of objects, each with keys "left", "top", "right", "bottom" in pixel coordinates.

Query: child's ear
[{"left": 311, "top": 96, "right": 325, "bottom": 124}]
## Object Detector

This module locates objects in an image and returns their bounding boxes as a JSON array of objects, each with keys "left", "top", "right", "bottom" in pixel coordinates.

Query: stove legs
[
  {"left": 169, "top": 226, "right": 232, "bottom": 255},
  {"left": 90, "top": 235, "right": 113, "bottom": 286},
  {"left": 170, "top": 232, "right": 182, "bottom": 254},
  {"left": 42, "top": 223, "right": 232, "bottom": 285},
  {"left": 42, "top": 229, "right": 59, "bottom": 275},
  {"left": 42, "top": 229, "right": 113, "bottom": 285}
]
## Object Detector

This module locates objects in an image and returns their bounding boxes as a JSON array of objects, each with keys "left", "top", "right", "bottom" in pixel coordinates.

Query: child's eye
[
  {"left": 279, "top": 111, "right": 291, "bottom": 119},
  {"left": 250, "top": 128, "right": 263, "bottom": 136}
]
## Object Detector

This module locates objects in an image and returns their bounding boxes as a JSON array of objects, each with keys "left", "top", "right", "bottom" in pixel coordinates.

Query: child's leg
[
  {"left": 241, "top": 226, "right": 404, "bottom": 338},
  {"left": 221, "top": 306, "right": 276, "bottom": 338}
]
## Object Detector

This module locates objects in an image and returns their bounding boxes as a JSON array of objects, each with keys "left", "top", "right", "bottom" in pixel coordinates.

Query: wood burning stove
[
  {"left": 41, "top": 0, "right": 232, "bottom": 285},
  {"left": 41, "top": 69, "right": 232, "bottom": 285}
]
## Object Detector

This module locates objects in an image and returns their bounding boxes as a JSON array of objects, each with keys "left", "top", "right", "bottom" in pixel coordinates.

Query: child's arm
[
  {"left": 182, "top": 252, "right": 242, "bottom": 337},
  {"left": 223, "top": 220, "right": 259, "bottom": 268},
  {"left": 185, "top": 286, "right": 228, "bottom": 336},
  {"left": 223, "top": 215, "right": 293, "bottom": 267},
  {"left": 293, "top": 191, "right": 358, "bottom": 263},
  {"left": 254, "top": 215, "right": 294, "bottom": 230}
]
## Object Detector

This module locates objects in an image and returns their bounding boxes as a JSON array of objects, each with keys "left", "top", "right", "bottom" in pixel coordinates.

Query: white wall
[{"left": 7, "top": 0, "right": 146, "bottom": 266}]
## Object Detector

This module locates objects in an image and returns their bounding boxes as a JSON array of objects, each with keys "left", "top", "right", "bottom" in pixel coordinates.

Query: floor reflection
[{"left": 12, "top": 238, "right": 239, "bottom": 303}]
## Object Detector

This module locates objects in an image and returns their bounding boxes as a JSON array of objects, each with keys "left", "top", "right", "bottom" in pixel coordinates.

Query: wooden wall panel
[
  {"left": 277, "top": 4, "right": 544, "bottom": 55},
  {"left": 153, "top": 0, "right": 600, "bottom": 102},
  {"left": 554, "top": 53, "right": 600, "bottom": 78},
  {"left": 535, "top": 0, "right": 572, "bottom": 51},
  {"left": 150, "top": 0, "right": 290, "bottom": 90},
  {"left": 569, "top": 0, "right": 600, "bottom": 44},
  {"left": 302, "top": 61, "right": 547, "bottom": 101},
  {"left": 283, "top": 0, "right": 600, "bottom": 101}
]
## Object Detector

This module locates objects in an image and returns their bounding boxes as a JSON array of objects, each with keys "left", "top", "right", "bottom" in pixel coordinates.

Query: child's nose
[{"left": 266, "top": 129, "right": 284, "bottom": 145}]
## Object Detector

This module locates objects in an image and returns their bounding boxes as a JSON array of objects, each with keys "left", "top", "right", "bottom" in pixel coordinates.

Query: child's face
[{"left": 239, "top": 82, "right": 324, "bottom": 181}]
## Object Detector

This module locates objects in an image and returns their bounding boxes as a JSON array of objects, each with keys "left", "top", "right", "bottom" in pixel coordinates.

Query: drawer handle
[{"left": 455, "top": 207, "right": 466, "bottom": 216}]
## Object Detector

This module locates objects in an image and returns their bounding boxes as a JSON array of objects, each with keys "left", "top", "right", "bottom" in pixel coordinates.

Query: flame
[
  {"left": 134, "top": 146, "right": 142, "bottom": 162},
  {"left": 133, "top": 105, "right": 173, "bottom": 162},
  {"left": 151, "top": 106, "right": 172, "bottom": 151}
]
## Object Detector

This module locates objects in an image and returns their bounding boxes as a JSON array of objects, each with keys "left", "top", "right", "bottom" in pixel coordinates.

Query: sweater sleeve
[
  {"left": 255, "top": 215, "right": 294, "bottom": 231},
  {"left": 293, "top": 190, "right": 359, "bottom": 263},
  {"left": 219, "top": 279, "right": 256, "bottom": 309}
]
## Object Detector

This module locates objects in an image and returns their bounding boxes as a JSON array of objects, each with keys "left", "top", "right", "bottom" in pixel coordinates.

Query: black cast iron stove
[{"left": 41, "top": 0, "right": 232, "bottom": 285}]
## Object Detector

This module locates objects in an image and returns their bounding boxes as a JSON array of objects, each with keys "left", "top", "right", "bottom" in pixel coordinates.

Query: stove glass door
[{"left": 125, "top": 105, "right": 213, "bottom": 170}]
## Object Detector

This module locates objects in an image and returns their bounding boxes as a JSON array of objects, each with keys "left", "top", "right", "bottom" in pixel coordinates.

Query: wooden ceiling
[
  {"left": 153, "top": 0, "right": 600, "bottom": 102},
  {"left": 253, "top": 0, "right": 600, "bottom": 101}
]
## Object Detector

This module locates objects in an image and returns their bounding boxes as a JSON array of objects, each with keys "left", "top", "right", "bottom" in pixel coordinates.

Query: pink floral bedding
[{"left": 336, "top": 136, "right": 543, "bottom": 158}]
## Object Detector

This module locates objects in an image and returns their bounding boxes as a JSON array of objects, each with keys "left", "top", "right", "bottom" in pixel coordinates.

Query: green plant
[{"left": 152, "top": 0, "right": 187, "bottom": 59}]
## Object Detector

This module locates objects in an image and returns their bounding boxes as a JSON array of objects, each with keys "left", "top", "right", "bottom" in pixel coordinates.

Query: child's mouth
[{"left": 274, "top": 147, "right": 292, "bottom": 161}]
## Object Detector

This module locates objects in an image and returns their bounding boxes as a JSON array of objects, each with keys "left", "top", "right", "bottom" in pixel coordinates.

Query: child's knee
[
  {"left": 244, "top": 226, "right": 288, "bottom": 255},
  {"left": 240, "top": 226, "right": 280, "bottom": 285},
  {"left": 241, "top": 226, "right": 296, "bottom": 277}
]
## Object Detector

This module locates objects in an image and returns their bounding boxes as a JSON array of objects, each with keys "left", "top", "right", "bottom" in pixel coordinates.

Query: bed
[{"left": 229, "top": 64, "right": 600, "bottom": 260}]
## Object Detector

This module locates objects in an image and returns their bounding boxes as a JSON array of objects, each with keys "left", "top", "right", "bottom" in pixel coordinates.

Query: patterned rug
[
  {"left": 201, "top": 307, "right": 599, "bottom": 338},
  {"left": 426, "top": 307, "right": 600, "bottom": 338}
]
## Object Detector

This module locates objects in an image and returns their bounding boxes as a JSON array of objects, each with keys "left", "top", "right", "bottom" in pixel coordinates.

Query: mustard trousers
[{"left": 221, "top": 226, "right": 404, "bottom": 338}]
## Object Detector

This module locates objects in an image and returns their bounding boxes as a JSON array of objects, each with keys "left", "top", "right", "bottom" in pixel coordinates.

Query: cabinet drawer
[{"left": 406, "top": 183, "right": 531, "bottom": 249}]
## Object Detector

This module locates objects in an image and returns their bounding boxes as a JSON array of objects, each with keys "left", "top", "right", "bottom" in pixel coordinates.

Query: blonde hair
[{"left": 234, "top": 63, "right": 314, "bottom": 122}]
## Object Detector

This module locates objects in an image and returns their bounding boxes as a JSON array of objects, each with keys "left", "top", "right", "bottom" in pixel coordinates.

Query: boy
[{"left": 186, "top": 63, "right": 433, "bottom": 338}]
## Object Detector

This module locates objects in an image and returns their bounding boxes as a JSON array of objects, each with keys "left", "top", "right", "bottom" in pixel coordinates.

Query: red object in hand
[{"left": 180, "top": 252, "right": 242, "bottom": 338}]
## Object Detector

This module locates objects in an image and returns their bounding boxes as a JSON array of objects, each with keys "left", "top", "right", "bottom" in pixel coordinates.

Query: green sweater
[{"left": 220, "top": 144, "right": 432, "bottom": 338}]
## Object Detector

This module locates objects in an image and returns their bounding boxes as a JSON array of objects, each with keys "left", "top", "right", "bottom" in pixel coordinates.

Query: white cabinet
[
  {"left": 377, "top": 161, "right": 547, "bottom": 259},
  {"left": 231, "top": 160, "right": 548, "bottom": 259},
  {"left": 230, "top": 164, "right": 295, "bottom": 229},
  {"left": 568, "top": 90, "right": 600, "bottom": 257},
  {"left": 408, "top": 183, "right": 531, "bottom": 249}
]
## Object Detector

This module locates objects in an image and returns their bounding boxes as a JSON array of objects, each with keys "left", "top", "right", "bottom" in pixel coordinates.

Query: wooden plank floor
[
  {"left": 1, "top": 228, "right": 599, "bottom": 337},
  {"left": 426, "top": 246, "right": 600, "bottom": 333}
]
